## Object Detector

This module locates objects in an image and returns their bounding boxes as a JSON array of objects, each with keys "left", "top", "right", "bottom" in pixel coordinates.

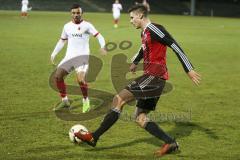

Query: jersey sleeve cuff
[{"left": 94, "top": 32, "right": 99, "bottom": 37}]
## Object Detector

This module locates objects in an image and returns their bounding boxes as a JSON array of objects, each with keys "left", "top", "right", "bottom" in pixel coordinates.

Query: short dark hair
[
  {"left": 128, "top": 4, "right": 148, "bottom": 17},
  {"left": 71, "top": 4, "right": 81, "bottom": 10}
]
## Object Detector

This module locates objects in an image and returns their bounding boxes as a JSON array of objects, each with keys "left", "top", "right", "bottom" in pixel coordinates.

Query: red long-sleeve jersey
[{"left": 132, "top": 23, "right": 194, "bottom": 80}]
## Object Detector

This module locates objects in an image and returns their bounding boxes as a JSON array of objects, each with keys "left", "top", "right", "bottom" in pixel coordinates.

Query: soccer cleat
[
  {"left": 74, "top": 131, "right": 97, "bottom": 147},
  {"left": 54, "top": 101, "right": 70, "bottom": 111},
  {"left": 154, "top": 141, "right": 179, "bottom": 157},
  {"left": 82, "top": 98, "right": 90, "bottom": 113}
]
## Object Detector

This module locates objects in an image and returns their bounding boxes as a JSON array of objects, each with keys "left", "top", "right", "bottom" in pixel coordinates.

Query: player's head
[
  {"left": 115, "top": 0, "right": 119, "bottom": 3},
  {"left": 128, "top": 4, "right": 148, "bottom": 29},
  {"left": 71, "top": 4, "right": 83, "bottom": 23}
]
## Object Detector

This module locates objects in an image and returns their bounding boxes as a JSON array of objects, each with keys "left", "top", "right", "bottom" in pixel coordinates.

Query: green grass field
[{"left": 0, "top": 10, "right": 240, "bottom": 160}]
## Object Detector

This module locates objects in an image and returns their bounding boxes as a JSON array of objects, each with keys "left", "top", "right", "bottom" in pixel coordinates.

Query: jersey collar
[
  {"left": 72, "top": 19, "right": 83, "bottom": 24},
  {"left": 143, "top": 22, "right": 151, "bottom": 32}
]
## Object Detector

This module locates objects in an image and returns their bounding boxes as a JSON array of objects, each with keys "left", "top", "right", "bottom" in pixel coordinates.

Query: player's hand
[
  {"left": 99, "top": 48, "right": 107, "bottom": 55},
  {"left": 187, "top": 70, "right": 201, "bottom": 85},
  {"left": 50, "top": 55, "right": 56, "bottom": 65},
  {"left": 130, "top": 63, "right": 137, "bottom": 74}
]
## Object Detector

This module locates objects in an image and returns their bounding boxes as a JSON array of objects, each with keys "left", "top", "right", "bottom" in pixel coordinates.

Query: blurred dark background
[{"left": 0, "top": 0, "right": 239, "bottom": 17}]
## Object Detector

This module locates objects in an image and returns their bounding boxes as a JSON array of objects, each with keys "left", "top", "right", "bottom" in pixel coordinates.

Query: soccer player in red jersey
[{"left": 75, "top": 4, "right": 201, "bottom": 157}]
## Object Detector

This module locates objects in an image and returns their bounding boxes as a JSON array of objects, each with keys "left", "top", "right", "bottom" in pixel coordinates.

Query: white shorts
[
  {"left": 21, "top": 5, "right": 28, "bottom": 12},
  {"left": 58, "top": 56, "right": 89, "bottom": 73},
  {"left": 113, "top": 13, "right": 120, "bottom": 20},
  {"left": 75, "top": 63, "right": 89, "bottom": 73}
]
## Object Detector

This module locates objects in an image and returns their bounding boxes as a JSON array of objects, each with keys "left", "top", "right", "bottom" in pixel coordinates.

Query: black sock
[
  {"left": 93, "top": 108, "right": 120, "bottom": 140},
  {"left": 145, "top": 121, "right": 175, "bottom": 144}
]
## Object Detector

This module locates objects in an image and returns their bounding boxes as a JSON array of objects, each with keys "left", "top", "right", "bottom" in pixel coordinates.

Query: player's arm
[
  {"left": 120, "top": 4, "right": 123, "bottom": 10},
  {"left": 148, "top": 24, "right": 201, "bottom": 85},
  {"left": 95, "top": 33, "right": 107, "bottom": 55},
  {"left": 132, "top": 47, "right": 143, "bottom": 65},
  {"left": 88, "top": 23, "right": 107, "bottom": 55},
  {"left": 149, "top": 24, "right": 194, "bottom": 72},
  {"left": 130, "top": 47, "right": 143, "bottom": 73},
  {"left": 51, "top": 26, "right": 68, "bottom": 65},
  {"left": 50, "top": 38, "right": 67, "bottom": 65}
]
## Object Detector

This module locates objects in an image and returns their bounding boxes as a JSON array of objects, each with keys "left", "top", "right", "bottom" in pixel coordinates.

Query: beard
[{"left": 73, "top": 16, "right": 81, "bottom": 23}]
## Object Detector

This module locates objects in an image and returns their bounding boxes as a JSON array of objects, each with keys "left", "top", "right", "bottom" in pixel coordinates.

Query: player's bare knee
[
  {"left": 135, "top": 113, "right": 148, "bottom": 128},
  {"left": 54, "top": 69, "right": 67, "bottom": 82},
  {"left": 113, "top": 95, "right": 121, "bottom": 105},
  {"left": 77, "top": 72, "right": 85, "bottom": 83},
  {"left": 54, "top": 74, "right": 63, "bottom": 82},
  {"left": 77, "top": 77, "right": 85, "bottom": 84},
  {"left": 113, "top": 95, "right": 125, "bottom": 109},
  {"left": 135, "top": 117, "right": 145, "bottom": 128}
]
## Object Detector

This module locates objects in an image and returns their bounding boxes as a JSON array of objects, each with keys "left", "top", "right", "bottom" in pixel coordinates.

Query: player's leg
[
  {"left": 21, "top": 6, "right": 28, "bottom": 17},
  {"left": 76, "top": 71, "right": 90, "bottom": 113},
  {"left": 54, "top": 67, "right": 70, "bottom": 110},
  {"left": 74, "top": 89, "right": 134, "bottom": 146},
  {"left": 135, "top": 106, "right": 175, "bottom": 143},
  {"left": 74, "top": 74, "right": 149, "bottom": 146},
  {"left": 134, "top": 106, "right": 178, "bottom": 157},
  {"left": 28, "top": 6, "right": 32, "bottom": 11},
  {"left": 75, "top": 64, "right": 90, "bottom": 113},
  {"left": 135, "top": 75, "right": 178, "bottom": 156},
  {"left": 114, "top": 18, "right": 118, "bottom": 28},
  {"left": 21, "top": 7, "right": 25, "bottom": 17},
  {"left": 113, "top": 13, "right": 120, "bottom": 28},
  {"left": 92, "top": 89, "right": 134, "bottom": 139}
]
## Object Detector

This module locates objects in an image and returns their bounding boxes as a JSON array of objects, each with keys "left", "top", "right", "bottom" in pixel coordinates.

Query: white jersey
[
  {"left": 112, "top": 3, "right": 122, "bottom": 15},
  {"left": 61, "top": 20, "right": 99, "bottom": 60},
  {"left": 22, "top": 0, "right": 28, "bottom": 6},
  {"left": 21, "top": 0, "right": 29, "bottom": 12}
]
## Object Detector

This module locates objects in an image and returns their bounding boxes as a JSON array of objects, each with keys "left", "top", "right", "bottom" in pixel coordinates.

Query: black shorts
[{"left": 125, "top": 74, "right": 166, "bottom": 110}]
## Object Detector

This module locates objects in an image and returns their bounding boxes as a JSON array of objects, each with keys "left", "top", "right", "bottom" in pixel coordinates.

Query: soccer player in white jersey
[
  {"left": 50, "top": 4, "right": 107, "bottom": 113},
  {"left": 112, "top": 0, "right": 123, "bottom": 28},
  {"left": 21, "top": 0, "right": 29, "bottom": 17}
]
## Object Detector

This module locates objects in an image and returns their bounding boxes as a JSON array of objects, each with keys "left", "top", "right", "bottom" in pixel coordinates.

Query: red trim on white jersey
[{"left": 94, "top": 32, "right": 99, "bottom": 37}]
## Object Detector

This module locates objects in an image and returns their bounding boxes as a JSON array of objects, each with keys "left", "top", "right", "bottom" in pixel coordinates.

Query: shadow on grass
[
  {"left": 87, "top": 137, "right": 159, "bottom": 152},
  {"left": 24, "top": 151, "right": 151, "bottom": 160},
  {"left": 169, "top": 122, "right": 219, "bottom": 140},
  {"left": 54, "top": 92, "right": 113, "bottom": 121},
  {"left": 86, "top": 121, "right": 218, "bottom": 151},
  {"left": 26, "top": 145, "right": 74, "bottom": 153},
  {"left": 25, "top": 144, "right": 152, "bottom": 160},
  {"left": 24, "top": 122, "right": 218, "bottom": 160},
  {"left": 0, "top": 111, "right": 51, "bottom": 121}
]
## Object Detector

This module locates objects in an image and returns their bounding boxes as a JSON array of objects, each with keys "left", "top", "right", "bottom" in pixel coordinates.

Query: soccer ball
[{"left": 69, "top": 124, "right": 88, "bottom": 143}]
